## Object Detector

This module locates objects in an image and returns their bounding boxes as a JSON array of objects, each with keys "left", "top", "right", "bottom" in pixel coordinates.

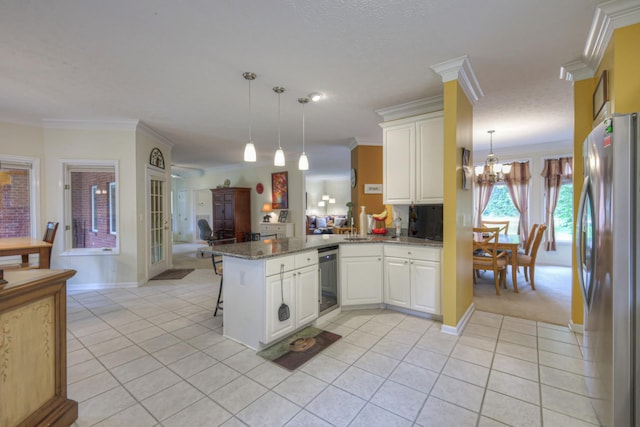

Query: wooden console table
[{"left": 0, "top": 269, "right": 78, "bottom": 427}]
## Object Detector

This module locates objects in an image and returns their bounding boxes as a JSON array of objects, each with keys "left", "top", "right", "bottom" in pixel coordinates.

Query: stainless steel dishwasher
[{"left": 318, "top": 245, "right": 339, "bottom": 316}]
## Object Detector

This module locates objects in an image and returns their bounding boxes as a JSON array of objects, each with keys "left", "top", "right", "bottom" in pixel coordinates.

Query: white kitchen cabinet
[
  {"left": 259, "top": 222, "right": 294, "bottom": 238},
  {"left": 411, "top": 259, "right": 441, "bottom": 314},
  {"left": 383, "top": 245, "right": 441, "bottom": 315},
  {"left": 340, "top": 244, "right": 383, "bottom": 306},
  {"left": 384, "top": 256, "right": 411, "bottom": 308},
  {"left": 381, "top": 111, "right": 444, "bottom": 204},
  {"left": 264, "top": 250, "right": 318, "bottom": 344},
  {"left": 296, "top": 265, "right": 320, "bottom": 325},
  {"left": 266, "top": 271, "right": 295, "bottom": 342}
]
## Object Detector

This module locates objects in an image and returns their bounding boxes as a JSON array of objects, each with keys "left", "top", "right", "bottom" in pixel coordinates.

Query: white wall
[
  {"left": 176, "top": 164, "right": 306, "bottom": 239},
  {"left": 1, "top": 120, "right": 174, "bottom": 286},
  {"left": 42, "top": 125, "right": 140, "bottom": 285},
  {"left": 473, "top": 140, "right": 573, "bottom": 267},
  {"left": 305, "top": 176, "right": 351, "bottom": 216}
]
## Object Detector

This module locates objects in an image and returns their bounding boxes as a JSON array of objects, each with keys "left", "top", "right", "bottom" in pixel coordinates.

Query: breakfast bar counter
[{"left": 199, "top": 234, "right": 443, "bottom": 260}]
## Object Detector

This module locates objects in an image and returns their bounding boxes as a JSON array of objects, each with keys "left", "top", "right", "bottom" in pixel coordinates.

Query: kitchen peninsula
[{"left": 202, "top": 235, "right": 443, "bottom": 350}]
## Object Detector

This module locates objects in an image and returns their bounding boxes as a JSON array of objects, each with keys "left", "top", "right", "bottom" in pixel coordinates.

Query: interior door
[{"left": 148, "top": 172, "right": 169, "bottom": 278}]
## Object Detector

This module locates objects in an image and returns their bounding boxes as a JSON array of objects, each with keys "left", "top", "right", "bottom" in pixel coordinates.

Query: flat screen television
[{"left": 409, "top": 204, "right": 443, "bottom": 241}]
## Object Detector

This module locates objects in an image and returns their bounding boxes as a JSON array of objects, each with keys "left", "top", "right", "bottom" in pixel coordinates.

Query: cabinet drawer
[
  {"left": 340, "top": 243, "right": 383, "bottom": 258},
  {"left": 295, "top": 251, "right": 318, "bottom": 269},
  {"left": 384, "top": 245, "right": 440, "bottom": 261},
  {"left": 266, "top": 255, "right": 295, "bottom": 276}
]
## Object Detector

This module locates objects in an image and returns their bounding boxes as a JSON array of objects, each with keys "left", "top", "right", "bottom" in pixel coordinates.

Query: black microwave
[{"left": 409, "top": 204, "right": 443, "bottom": 241}]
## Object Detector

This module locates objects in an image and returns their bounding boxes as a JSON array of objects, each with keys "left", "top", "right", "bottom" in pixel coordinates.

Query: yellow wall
[
  {"left": 351, "top": 145, "right": 384, "bottom": 231},
  {"left": 613, "top": 24, "right": 640, "bottom": 114},
  {"left": 442, "top": 80, "right": 474, "bottom": 327},
  {"left": 571, "top": 23, "right": 640, "bottom": 325}
]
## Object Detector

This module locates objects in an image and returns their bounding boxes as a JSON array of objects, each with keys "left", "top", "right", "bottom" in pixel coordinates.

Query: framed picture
[
  {"left": 363, "top": 184, "right": 382, "bottom": 194},
  {"left": 593, "top": 70, "right": 608, "bottom": 119},
  {"left": 271, "top": 171, "right": 288, "bottom": 210},
  {"left": 461, "top": 148, "right": 470, "bottom": 166},
  {"left": 278, "top": 210, "right": 288, "bottom": 223}
]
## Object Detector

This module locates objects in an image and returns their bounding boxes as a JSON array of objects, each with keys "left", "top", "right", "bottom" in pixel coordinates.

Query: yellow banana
[{"left": 372, "top": 209, "right": 388, "bottom": 221}]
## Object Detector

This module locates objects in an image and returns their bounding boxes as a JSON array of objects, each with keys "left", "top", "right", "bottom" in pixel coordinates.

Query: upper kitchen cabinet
[{"left": 381, "top": 111, "right": 444, "bottom": 204}]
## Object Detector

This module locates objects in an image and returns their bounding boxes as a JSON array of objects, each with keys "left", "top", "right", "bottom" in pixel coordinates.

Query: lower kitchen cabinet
[
  {"left": 264, "top": 251, "right": 319, "bottom": 344},
  {"left": 223, "top": 250, "right": 318, "bottom": 349},
  {"left": 340, "top": 244, "right": 383, "bottom": 306},
  {"left": 384, "top": 245, "right": 441, "bottom": 315}
]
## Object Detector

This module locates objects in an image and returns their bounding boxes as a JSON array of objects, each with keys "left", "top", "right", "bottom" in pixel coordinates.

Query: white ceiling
[{"left": 0, "top": 0, "right": 600, "bottom": 178}]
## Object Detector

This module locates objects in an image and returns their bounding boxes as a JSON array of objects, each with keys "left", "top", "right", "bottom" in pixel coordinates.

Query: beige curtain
[
  {"left": 503, "top": 161, "right": 532, "bottom": 244},
  {"left": 541, "top": 157, "right": 573, "bottom": 250},
  {"left": 473, "top": 166, "right": 494, "bottom": 227}
]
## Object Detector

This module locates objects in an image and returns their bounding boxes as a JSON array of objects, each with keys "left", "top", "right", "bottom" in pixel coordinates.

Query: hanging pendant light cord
[
  {"left": 248, "top": 78, "right": 252, "bottom": 143},
  {"left": 278, "top": 91, "right": 282, "bottom": 149}
]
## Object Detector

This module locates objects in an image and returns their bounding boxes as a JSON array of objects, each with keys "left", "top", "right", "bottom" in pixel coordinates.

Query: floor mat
[
  {"left": 150, "top": 268, "right": 195, "bottom": 280},
  {"left": 257, "top": 327, "right": 341, "bottom": 371}
]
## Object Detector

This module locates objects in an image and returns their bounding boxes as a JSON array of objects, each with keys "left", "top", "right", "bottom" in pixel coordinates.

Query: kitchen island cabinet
[{"left": 222, "top": 250, "right": 318, "bottom": 350}]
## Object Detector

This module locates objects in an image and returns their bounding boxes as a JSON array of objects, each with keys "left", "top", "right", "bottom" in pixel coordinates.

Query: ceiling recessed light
[{"left": 308, "top": 92, "right": 324, "bottom": 102}]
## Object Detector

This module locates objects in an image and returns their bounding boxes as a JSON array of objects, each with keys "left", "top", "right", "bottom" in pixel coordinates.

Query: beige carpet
[
  {"left": 473, "top": 265, "right": 572, "bottom": 326},
  {"left": 172, "top": 242, "right": 212, "bottom": 269}
]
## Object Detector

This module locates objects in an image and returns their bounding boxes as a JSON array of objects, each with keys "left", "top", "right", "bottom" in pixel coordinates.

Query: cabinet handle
[{"left": 404, "top": 260, "right": 408, "bottom": 264}]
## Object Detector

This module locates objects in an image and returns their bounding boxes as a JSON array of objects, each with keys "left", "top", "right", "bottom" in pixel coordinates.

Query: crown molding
[
  {"left": 375, "top": 95, "right": 444, "bottom": 122},
  {"left": 561, "top": 0, "right": 640, "bottom": 81},
  {"left": 348, "top": 137, "right": 381, "bottom": 151},
  {"left": 137, "top": 120, "right": 175, "bottom": 148},
  {"left": 431, "top": 55, "right": 484, "bottom": 104},
  {"left": 41, "top": 118, "right": 139, "bottom": 130}
]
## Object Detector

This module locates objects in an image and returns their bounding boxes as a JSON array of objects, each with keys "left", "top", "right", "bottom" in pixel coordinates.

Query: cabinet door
[
  {"left": 265, "top": 273, "right": 296, "bottom": 343},
  {"left": 415, "top": 114, "right": 444, "bottom": 204},
  {"left": 383, "top": 123, "right": 415, "bottom": 204},
  {"left": 340, "top": 257, "right": 383, "bottom": 305},
  {"left": 384, "top": 256, "right": 411, "bottom": 308},
  {"left": 296, "top": 265, "right": 319, "bottom": 326},
  {"left": 411, "top": 259, "right": 441, "bottom": 315}
]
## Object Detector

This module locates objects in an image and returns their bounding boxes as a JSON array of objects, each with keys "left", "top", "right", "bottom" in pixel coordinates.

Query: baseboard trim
[
  {"left": 441, "top": 302, "right": 476, "bottom": 336},
  {"left": 68, "top": 282, "right": 141, "bottom": 290},
  {"left": 569, "top": 320, "right": 584, "bottom": 334}
]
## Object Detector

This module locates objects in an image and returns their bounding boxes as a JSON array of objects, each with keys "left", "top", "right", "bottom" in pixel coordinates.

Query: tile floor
[{"left": 66, "top": 269, "right": 601, "bottom": 426}]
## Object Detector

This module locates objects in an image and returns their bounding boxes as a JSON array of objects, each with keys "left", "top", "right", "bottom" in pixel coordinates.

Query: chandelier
[{"left": 474, "top": 130, "right": 511, "bottom": 183}]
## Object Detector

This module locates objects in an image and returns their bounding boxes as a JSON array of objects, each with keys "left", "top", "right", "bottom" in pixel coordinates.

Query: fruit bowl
[{"left": 372, "top": 228, "right": 387, "bottom": 235}]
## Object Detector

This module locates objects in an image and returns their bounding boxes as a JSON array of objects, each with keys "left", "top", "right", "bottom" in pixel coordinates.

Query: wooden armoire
[{"left": 211, "top": 187, "right": 251, "bottom": 242}]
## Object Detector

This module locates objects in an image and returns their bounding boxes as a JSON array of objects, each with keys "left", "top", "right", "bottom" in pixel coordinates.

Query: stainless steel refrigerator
[{"left": 576, "top": 113, "right": 639, "bottom": 426}]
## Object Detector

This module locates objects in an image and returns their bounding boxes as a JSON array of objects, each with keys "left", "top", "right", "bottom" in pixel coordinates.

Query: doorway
[{"left": 148, "top": 171, "right": 169, "bottom": 278}]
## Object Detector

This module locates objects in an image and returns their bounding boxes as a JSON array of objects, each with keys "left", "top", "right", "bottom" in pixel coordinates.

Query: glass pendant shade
[
  {"left": 298, "top": 153, "right": 309, "bottom": 170},
  {"left": 274, "top": 148, "right": 285, "bottom": 166},
  {"left": 244, "top": 142, "right": 256, "bottom": 162}
]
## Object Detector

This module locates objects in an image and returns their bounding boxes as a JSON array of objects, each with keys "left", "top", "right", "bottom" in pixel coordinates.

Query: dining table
[
  {"left": 496, "top": 234, "right": 522, "bottom": 292},
  {"left": 0, "top": 237, "right": 53, "bottom": 269}
]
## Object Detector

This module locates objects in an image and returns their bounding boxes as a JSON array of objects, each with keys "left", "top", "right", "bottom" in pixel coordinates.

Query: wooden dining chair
[
  {"left": 515, "top": 224, "right": 547, "bottom": 290},
  {"left": 473, "top": 227, "right": 509, "bottom": 295},
  {"left": 481, "top": 220, "right": 509, "bottom": 235}
]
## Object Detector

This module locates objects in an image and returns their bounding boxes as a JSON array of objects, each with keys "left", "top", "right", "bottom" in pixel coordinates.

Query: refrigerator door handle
[{"left": 576, "top": 175, "right": 596, "bottom": 310}]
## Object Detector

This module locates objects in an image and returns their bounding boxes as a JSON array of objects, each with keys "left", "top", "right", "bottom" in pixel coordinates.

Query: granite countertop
[{"left": 199, "top": 234, "right": 443, "bottom": 260}]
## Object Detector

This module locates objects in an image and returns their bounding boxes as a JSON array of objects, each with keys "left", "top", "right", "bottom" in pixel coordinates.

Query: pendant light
[
  {"left": 243, "top": 72, "right": 257, "bottom": 162},
  {"left": 298, "top": 97, "right": 310, "bottom": 171},
  {"left": 273, "top": 86, "right": 286, "bottom": 167}
]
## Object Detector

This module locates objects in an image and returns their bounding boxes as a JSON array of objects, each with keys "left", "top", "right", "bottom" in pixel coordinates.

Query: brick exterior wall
[
  {"left": 71, "top": 171, "right": 116, "bottom": 248},
  {"left": 0, "top": 169, "right": 31, "bottom": 238}
]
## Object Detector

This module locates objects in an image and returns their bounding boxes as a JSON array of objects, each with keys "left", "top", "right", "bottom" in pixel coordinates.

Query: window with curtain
[
  {"left": 481, "top": 184, "right": 519, "bottom": 234},
  {"left": 541, "top": 157, "right": 573, "bottom": 250}
]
